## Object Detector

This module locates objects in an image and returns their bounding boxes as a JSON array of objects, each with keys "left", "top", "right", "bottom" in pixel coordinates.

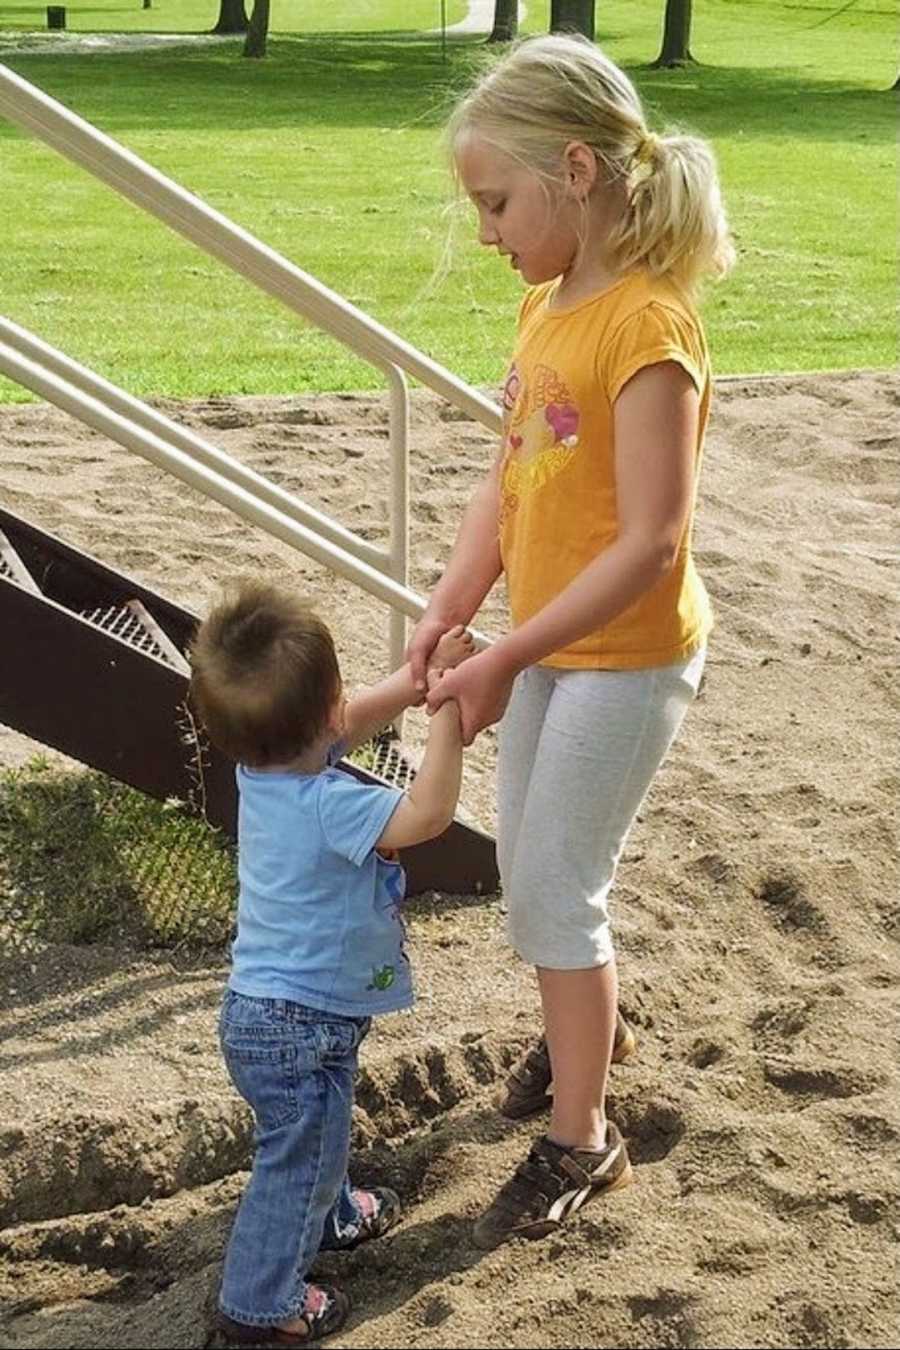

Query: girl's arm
[
  {"left": 406, "top": 455, "right": 504, "bottom": 691},
  {"left": 428, "top": 362, "right": 699, "bottom": 742}
]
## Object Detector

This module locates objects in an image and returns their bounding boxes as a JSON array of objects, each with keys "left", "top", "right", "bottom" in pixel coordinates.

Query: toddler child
[{"left": 190, "top": 578, "right": 470, "bottom": 1345}]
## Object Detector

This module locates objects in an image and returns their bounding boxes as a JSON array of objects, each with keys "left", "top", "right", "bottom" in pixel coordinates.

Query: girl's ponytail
[{"left": 610, "top": 133, "right": 735, "bottom": 294}]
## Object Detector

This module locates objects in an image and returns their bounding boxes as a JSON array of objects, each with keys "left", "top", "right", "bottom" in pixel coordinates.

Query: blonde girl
[{"left": 409, "top": 34, "right": 733, "bottom": 1249}]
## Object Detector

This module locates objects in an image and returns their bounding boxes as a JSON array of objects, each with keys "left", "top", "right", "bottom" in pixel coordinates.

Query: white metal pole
[
  {"left": 386, "top": 364, "right": 410, "bottom": 732},
  {"left": 0, "top": 316, "right": 388, "bottom": 569},
  {"left": 0, "top": 64, "right": 503, "bottom": 435},
  {"left": 0, "top": 340, "right": 431, "bottom": 622},
  {"left": 0, "top": 340, "right": 492, "bottom": 649}
]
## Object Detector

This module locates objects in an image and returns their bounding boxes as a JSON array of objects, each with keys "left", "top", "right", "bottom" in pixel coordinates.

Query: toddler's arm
[
  {"left": 376, "top": 671, "right": 463, "bottom": 849},
  {"left": 429, "top": 625, "right": 476, "bottom": 673},
  {"left": 342, "top": 626, "right": 473, "bottom": 753}
]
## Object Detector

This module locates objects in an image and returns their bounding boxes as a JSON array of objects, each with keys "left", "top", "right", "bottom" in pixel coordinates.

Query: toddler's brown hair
[{"left": 189, "top": 579, "right": 340, "bottom": 767}]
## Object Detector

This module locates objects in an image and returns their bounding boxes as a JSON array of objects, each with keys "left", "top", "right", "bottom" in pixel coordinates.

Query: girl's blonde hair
[{"left": 448, "top": 34, "right": 734, "bottom": 295}]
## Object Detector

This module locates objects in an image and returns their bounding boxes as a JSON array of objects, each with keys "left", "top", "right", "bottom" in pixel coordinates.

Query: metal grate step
[
  {"left": 79, "top": 598, "right": 189, "bottom": 674},
  {"left": 367, "top": 730, "right": 418, "bottom": 791},
  {"left": 0, "top": 529, "right": 41, "bottom": 595},
  {"left": 356, "top": 729, "right": 481, "bottom": 833}
]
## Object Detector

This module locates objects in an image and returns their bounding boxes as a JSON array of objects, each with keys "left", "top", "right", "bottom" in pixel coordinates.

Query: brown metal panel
[
  {"left": 340, "top": 760, "right": 499, "bottom": 897},
  {"left": 0, "top": 574, "right": 236, "bottom": 828},
  {"left": 0, "top": 505, "right": 197, "bottom": 652}
]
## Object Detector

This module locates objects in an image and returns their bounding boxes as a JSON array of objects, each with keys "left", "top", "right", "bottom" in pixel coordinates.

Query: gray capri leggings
[{"left": 497, "top": 646, "right": 706, "bottom": 969}]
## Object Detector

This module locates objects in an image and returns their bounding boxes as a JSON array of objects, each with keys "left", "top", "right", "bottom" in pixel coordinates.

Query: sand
[{"left": 0, "top": 368, "right": 897, "bottom": 1349}]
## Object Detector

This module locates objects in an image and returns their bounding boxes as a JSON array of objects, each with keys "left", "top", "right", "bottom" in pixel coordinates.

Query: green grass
[
  {"left": 0, "top": 0, "right": 895, "bottom": 404},
  {"left": 0, "top": 0, "right": 467, "bottom": 36},
  {"left": 0, "top": 759, "right": 237, "bottom": 949}
]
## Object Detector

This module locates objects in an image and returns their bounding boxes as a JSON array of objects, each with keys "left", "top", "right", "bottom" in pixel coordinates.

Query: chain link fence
[
  {"left": 0, "top": 733, "right": 415, "bottom": 959},
  {"left": 0, "top": 760, "right": 237, "bottom": 957}
]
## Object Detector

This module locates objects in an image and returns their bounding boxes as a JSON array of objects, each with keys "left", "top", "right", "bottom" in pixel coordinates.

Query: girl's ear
[{"left": 563, "top": 140, "right": 598, "bottom": 198}]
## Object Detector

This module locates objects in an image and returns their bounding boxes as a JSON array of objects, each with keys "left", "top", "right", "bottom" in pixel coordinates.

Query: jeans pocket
[
  {"left": 318, "top": 1016, "right": 369, "bottom": 1061},
  {"left": 222, "top": 1038, "right": 304, "bottom": 1129}
]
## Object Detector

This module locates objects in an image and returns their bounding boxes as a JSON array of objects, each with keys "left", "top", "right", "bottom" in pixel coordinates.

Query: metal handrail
[
  {"left": 0, "top": 64, "right": 503, "bottom": 435},
  {"left": 0, "top": 316, "right": 384, "bottom": 567},
  {"left": 0, "top": 336, "right": 492, "bottom": 652},
  {"left": 0, "top": 62, "right": 503, "bottom": 679}
]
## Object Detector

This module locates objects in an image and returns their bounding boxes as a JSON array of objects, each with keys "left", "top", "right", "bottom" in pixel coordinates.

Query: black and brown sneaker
[
  {"left": 499, "top": 1013, "right": 638, "bottom": 1121},
  {"left": 472, "top": 1123, "right": 633, "bottom": 1251}
]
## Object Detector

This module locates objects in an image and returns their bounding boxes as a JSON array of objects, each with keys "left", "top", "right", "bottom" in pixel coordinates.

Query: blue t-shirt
[{"left": 228, "top": 755, "right": 412, "bottom": 1016}]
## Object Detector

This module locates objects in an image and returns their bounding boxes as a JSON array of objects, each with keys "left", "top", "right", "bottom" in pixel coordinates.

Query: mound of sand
[{"left": 0, "top": 369, "right": 897, "bottom": 1348}]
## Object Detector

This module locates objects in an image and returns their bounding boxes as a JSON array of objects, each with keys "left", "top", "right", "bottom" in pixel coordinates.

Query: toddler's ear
[{"left": 329, "top": 693, "right": 348, "bottom": 736}]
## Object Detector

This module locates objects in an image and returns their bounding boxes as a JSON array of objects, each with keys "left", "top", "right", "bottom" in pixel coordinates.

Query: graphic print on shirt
[
  {"left": 368, "top": 965, "right": 396, "bottom": 991},
  {"left": 367, "top": 854, "right": 409, "bottom": 994},
  {"left": 500, "top": 362, "right": 581, "bottom": 526}
]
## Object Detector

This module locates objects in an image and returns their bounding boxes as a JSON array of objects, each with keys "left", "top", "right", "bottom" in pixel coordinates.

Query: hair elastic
[{"left": 634, "top": 132, "right": 661, "bottom": 168}]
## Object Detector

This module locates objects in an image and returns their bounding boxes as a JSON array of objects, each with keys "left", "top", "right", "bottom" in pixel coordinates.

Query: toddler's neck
[{"left": 254, "top": 740, "right": 331, "bottom": 776}]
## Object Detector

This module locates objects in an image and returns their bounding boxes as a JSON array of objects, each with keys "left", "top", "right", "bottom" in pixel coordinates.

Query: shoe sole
[
  {"left": 472, "top": 1160, "right": 635, "bottom": 1249},
  {"left": 499, "top": 1025, "right": 639, "bottom": 1121}
]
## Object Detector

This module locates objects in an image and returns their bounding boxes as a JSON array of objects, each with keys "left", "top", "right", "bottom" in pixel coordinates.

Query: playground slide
[{"left": 0, "top": 505, "right": 498, "bottom": 897}]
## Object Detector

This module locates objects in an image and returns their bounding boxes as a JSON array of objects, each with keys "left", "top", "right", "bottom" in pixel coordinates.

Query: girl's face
[{"left": 455, "top": 134, "right": 583, "bottom": 286}]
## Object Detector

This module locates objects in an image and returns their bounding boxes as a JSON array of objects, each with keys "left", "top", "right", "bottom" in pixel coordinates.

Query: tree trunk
[
  {"left": 652, "top": 0, "right": 695, "bottom": 68},
  {"left": 488, "top": 0, "right": 519, "bottom": 43},
  {"left": 550, "top": 0, "right": 595, "bottom": 41},
  {"left": 243, "top": 0, "right": 270, "bottom": 58},
  {"left": 212, "top": 0, "right": 248, "bottom": 34}
]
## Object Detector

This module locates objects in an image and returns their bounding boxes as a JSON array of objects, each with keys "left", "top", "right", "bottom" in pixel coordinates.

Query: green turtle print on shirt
[{"left": 367, "top": 965, "right": 396, "bottom": 991}]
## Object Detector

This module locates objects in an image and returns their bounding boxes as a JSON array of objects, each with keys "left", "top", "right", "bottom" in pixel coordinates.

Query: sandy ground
[{"left": 0, "top": 369, "right": 898, "bottom": 1349}]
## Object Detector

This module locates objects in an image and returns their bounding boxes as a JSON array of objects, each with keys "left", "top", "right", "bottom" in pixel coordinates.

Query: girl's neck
[
  {"left": 553, "top": 180, "right": 628, "bottom": 308},
  {"left": 553, "top": 256, "right": 624, "bottom": 309}
]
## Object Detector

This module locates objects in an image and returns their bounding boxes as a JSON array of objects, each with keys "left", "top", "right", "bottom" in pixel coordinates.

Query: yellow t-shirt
[{"left": 498, "top": 268, "right": 713, "bottom": 669}]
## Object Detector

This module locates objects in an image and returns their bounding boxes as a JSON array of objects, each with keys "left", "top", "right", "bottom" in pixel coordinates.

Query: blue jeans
[{"left": 218, "top": 991, "right": 372, "bottom": 1327}]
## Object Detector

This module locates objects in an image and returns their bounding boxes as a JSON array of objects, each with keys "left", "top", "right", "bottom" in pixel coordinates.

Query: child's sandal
[
  {"left": 340, "top": 1188, "right": 402, "bottom": 1247},
  {"left": 318, "top": 1185, "right": 402, "bottom": 1252},
  {"left": 216, "top": 1282, "right": 349, "bottom": 1346},
  {"left": 349, "top": 1185, "right": 401, "bottom": 1245}
]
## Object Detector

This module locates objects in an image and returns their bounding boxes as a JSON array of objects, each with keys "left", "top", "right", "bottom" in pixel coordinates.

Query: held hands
[
  {"left": 407, "top": 616, "right": 456, "bottom": 694},
  {"left": 428, "top": 623, "right": 476, "bottom": 676},
  {"left": 425, "top": 666, "right": 462, "bottom": 734},
  {"left": 425, "top": 648, "right": 514, "bottom": 746},
  {"left": 409, "top": 615, "right": 514, "bottom": 743}
]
